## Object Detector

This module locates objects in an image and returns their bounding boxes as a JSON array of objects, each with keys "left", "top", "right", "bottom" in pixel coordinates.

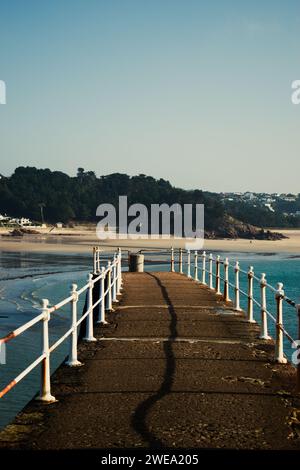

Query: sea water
[{"left": 0, "top": 250, "right": 300, "bottom": 430}]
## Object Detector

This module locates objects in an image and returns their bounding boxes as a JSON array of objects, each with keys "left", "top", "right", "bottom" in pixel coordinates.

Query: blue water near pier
[{"left": 0, "top": 249, "right": 300, "bottom": 430}]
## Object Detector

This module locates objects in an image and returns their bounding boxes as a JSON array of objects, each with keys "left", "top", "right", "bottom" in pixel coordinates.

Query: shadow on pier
[
  {"left": 1, "top": 271, "right": 299, "bottom": 451},
  {"left": 131, "top": 273, "right": 178, "bottom": 447}
]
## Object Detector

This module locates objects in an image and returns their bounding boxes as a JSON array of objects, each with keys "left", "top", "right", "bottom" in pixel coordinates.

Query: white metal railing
[
  {"left": 0, "top": 248, "right": 122, "bottom": 402},
  {"left": 167, "top": 248, "right": 300, "bottom": 388},
  {"left": 1, "top": 245, "right": 299, "bottom": 400}
]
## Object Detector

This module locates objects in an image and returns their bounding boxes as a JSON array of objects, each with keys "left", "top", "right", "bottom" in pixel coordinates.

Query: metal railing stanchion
[
  {"left": 66, "top": 284, "right": 82, "bottom": 366},
  {"left": 170, "top": 247, "right": 175, "bottom": 272},
  {"left": 275, "top": 283, "right": 287, "bottom": 363},
  {"left": 187, "top": 250, "right": 191, "bottom": 278},
  {"left": 105, "top": 261, "right": 113, "bottom": 311},
  {"left": 201, "top": 251, "right": 207, "bottom": 285},
  {"left": 194, "top": 251, "right": 198, "bottom": 281},
  {"left": 247, "top": 266, "right": 255, "bottom": 323},
  {"left": 83, "top": 274, "right": 96, "bottom": 342},
  {"left": 259, "top": 273, "right": 270, "bottom": 340},
  {"left": 223, "top": 257, "right": 230, "bottom": 302},
  {"left": 36, "top": 299, "right": 56, "bottom": 402},
  {"left": 209, "top": 253, "right": 213, "bottom": 289},
  {"left": 215, "top": 256, "right": 221, "bottom": 295},
  {"left": 234, "top": 261, "right": 241, "bottom": 311},
  {"left": 97, "top": 267, "right": 108, "bottom": 325},
  {"left": 179, "top": 248, "right": 183, "bottom": 274}
]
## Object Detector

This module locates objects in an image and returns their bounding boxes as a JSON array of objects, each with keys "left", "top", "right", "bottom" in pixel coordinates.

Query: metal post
[
  {"left": 223, "top": 257, "right": 230, "bottom": 302},
  {"left": 187, "top": 250, "right": 191, "bottom": 278},
  {"left": 259, "top": 273, "right": 270, "bottom": 340},
  {"left": 66, "top": 284, "right": 82, "bottom": 366},
  {"left": 96, "top": 248, "right": 100, "bottom": 273},
  {"left": 117, "top": 248, "right": 122, "bottom": 294},
  {"left": 105, "top": 261, "right": 113, "bottom": 311},
  {"left": 97, "top": 267, "right": 108, "bottom": 324},
  {"left": 83, "top": 274, "right": 96, "bottom": 342},
  {"left": 201, "top": 251, "right": 207, "bottom": 285},
  {"left": 215, "top": 256, "right": 221, "bottom": 295},
  {"left": 93, "top": 247, "right": 97, "bottom": 274},
  {"left": 36, "top": 299, "right": 56, "bottom": 402},
  {"left": 275, "top": 283, "right": 287, "bottom": 363},
  {"left": 194, "top": 251, "right": 198, "bottom": 281},
  {"left": 112, "top": 255, "right": 118, "bottom": 302},
  {"left": 179, "top": 248, "right": 183, "bottom": 274},
  {"left": 234, "top": 261, "right": 241, "bottom": 311},
  {"left": 209, "top": 253, "right": 213, "bottom": 290},
  {"left": 170, "top": 247, "right": 175, "bottom": 272},
  {"left": 247, "top": 266, "right": 255, "bottom": 323}
]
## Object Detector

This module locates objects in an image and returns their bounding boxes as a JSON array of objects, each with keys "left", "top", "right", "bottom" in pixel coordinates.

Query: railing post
[
  {"left": 259, "top": 273, "right": 270, "bottom": 340},
  {"left": 194, "top": 250, "right": 198, "bottom": 281},
  {"left": 187, "top": 250, "right": 191, "bottom": 278},
  {"left": 83, "top": 274, "right": 96, "bottom": 342},
  {"left": 209, "top": 253, "right": 213, "bottom": 290},
  {"left": 105, "top": 261, "right": 113, "bottom": 311},
  {"left": 234, "top": 261, "right": 241, "bottom": 311},
  {"left": 179, "top": 248, "right": 183, "bottom": 274},
  {"left": 201, "top": 251, "right": 207, "bottom": 285},
  {"left": 97, "top": 267, "right": 108, "bottom": 324},
  {"left": 112, "top": 255, "right": 118, "bottom": 302},
  {"left": 170, "top": 247, "right": 175, "bottom": 272},
  {"left": 297, "top": 305, "right": 300, "bottom": 392},
  {"left": 36, "top": 299, "right": 56, "bottom": 402},
  {"left": 275, "top": 283, "right": 287, "bottom": 363},
  {"left": 93, "top": 247, "right": 97, "bottom": 274},
  {"left": 66, "top": 284, "right": 82, "bottom": 366},
  {"left": 215, "top": 256, "right": 221, "bottom": 295},
  {"left": 97, "top": 248, "right": 100, "bottom": 273},
  {"left": 117, "top": 248, "right": 122, "bottom": 294},
  {"left": 223, "top": 257, "right": 230, "bottom": 302},
  {"left": 247, "top": 266, "right": 255, "bottom": 323}
]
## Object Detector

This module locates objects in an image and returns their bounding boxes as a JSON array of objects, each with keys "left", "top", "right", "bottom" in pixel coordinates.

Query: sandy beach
[{"left": 0, "top": 226, "right": 299, "bottom": 254}]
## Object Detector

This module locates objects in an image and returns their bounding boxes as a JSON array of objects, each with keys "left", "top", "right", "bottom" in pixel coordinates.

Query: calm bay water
[{"left": 0, "top": 249, "right": 300, "bottom": 430}]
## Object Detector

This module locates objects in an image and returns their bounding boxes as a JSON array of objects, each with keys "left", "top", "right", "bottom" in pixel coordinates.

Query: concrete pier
[{"left": 1, "top": 272, "right": 300, "bottom": 449}]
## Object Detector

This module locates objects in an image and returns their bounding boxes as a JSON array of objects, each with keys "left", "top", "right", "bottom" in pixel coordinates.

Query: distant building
[
  {"left": 280, "top": 193, "right": 296, "bottom": 202},
  {"left": 19, "top": 218, "right": 31, "bottom": 226},
  {"left": 0, "top": 214, "right": 34, "bottom": 226}
]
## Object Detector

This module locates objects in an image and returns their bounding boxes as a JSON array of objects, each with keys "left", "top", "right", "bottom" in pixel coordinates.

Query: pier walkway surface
[{"left": 1, "top": 272, "right": 300, "bottom": 450}]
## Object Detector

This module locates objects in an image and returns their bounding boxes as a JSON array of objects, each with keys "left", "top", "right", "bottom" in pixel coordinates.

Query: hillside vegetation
[{"left": 0, "top": 167, "right": 292, "bottom": 239}]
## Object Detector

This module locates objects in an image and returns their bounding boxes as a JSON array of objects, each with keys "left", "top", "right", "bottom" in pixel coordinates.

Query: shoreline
[{"left": 0, "top": 227, "right": 299, "bottom": 254}]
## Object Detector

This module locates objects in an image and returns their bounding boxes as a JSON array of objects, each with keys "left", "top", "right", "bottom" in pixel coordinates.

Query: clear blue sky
[{"left": 0, "top": 0, "right": 299, "bottom": 192}]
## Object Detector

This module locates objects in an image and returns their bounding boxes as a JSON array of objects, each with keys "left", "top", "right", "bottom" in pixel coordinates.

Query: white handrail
[
  {"left": 169, "top": 248, "right": 297, "bottom": 368},
  {"left": 0, "top": 249, "right": 123, "bottom": 402},
  {"left": 1, "top": 246, "right": 298, "bottom": 402}
]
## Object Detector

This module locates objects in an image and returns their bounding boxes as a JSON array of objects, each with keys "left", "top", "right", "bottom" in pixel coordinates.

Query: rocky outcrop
[
  {"left": 9, "top": 228, "right": 40, "bottom": 237},
  {"left": 205, "top": 216, "right": 287, "bottom": 240}
]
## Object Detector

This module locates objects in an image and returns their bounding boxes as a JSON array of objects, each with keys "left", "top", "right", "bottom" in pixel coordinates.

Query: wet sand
[{"left": 0, "top": 227, "right": 299, "bottom": 254}]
